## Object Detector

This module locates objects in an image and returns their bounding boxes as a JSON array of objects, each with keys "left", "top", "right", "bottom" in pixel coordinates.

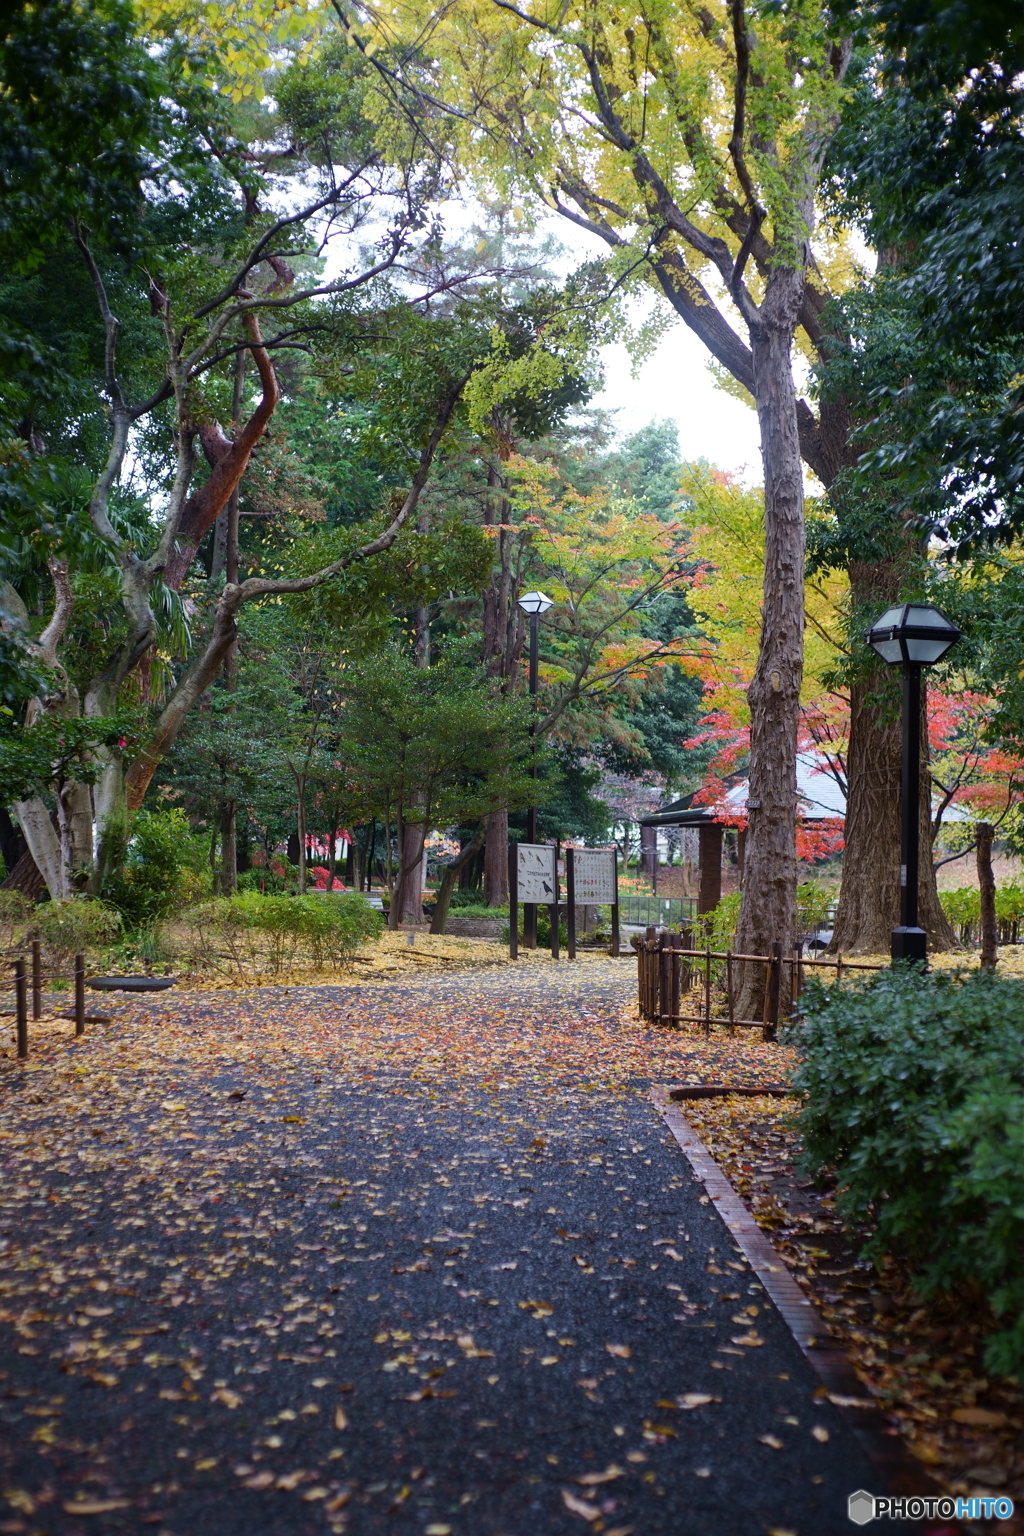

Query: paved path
[{"left": 0, "top": 961, "right": 884, "bottom": 1534}]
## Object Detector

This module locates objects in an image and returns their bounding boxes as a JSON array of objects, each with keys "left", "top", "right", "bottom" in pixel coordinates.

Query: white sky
[
  {"left": 536, "top": 215, "right": 766, "bottom": 480},
  {"left": 591, "top": 322, "right": 763, "bottom": 478}
]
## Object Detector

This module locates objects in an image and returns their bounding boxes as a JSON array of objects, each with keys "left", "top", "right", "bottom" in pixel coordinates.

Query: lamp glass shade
[
  {"left": 864, "top": 601, "right": 961, "bottom": 667},
  {"left": 517, "top": 589, "right": 554, "bottom": 616}
]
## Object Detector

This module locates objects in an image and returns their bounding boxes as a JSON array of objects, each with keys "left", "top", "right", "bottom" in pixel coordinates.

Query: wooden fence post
[
  {"left": 509, "top": 845, "right": 518, "bottom": 961},
  {"left": 566, "top": 848, "right": 577, "bottom": 961},
  {"left": 14, "top": 958, "right": 27, "bottom": 1060},
  {"left": 75, "top": 955, "right": 86, "bottom": 1037},
  {"left": 762, "top": 940, "right": 782, "bottom": 1042},
  {"left": 726, "top": 950, "right": 735, "bottom": 1034},
  {"left": 31, "top": 939, "right": 42, "bottom": 1021}
]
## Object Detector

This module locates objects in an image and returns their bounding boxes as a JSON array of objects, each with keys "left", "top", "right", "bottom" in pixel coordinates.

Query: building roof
[{"left": 638, "top": 758, "right": 847, "bottom": 828}]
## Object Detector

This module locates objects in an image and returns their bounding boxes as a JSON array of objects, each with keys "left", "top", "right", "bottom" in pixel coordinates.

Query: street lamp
[
  {"left": 517, "top": 590, "right": 553, "bottom": 948},
  {"left": 865, "top": 602, "right": 961, "bottom": 963}
]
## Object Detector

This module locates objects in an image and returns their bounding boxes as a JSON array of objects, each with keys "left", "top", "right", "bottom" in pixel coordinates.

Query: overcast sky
[
  {"left": 591, "top": 319, "right": 763, "bottom": 479},
  {"left": 542, "top": 218, "right": 766, "bottom": 480}
]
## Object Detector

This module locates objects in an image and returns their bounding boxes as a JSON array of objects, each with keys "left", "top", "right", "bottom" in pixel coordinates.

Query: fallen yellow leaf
[
  {"left": 62, "top": 1500, "right": 131, "bottom": 1515},
  {"left": 605, "top": 1342, "right": 631, "bottom": 1359},
  {"left": 574, "top": 1466, "right": 623, "bottom": 1486},
  {"left": 562, "top": 1487, "right": 601, "bottom": 1520},
  {"left": 334, "top": 1405, "right": 348, "bottom": 1430},
  {"left": 951, "top": 1406, "right": 1008, "bottom": 1428}
]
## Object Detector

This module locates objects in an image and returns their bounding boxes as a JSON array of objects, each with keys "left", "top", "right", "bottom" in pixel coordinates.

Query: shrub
[
  {"left": 790, "top": 965, "right": 1024, "bottom": 1377},
  {"left": 448, "top": 889, "right": 487, "bottom": 910},
  {"left": 0, "top": 889, "right": 32, "bottom": 952},
  {"left": 691, "top": 891, "right": 741, "bottom": 950},
  {"left": 102, "top": 808, "right": 201, "bottom": 929},
  {"left": 33, "top": 899, "right": 121, "bottom": 968},
  {"left": 443, "top": 902, "right": 505, "bottom": 921},
  {"left": 172, "top": 890, "right": 384, "bottom": 982},
  {"left": 995, "top": 880, "right": 1024, "bottom": 944},
  {"left": 939, "top": 885, "right": 981, "bottom": 944},
  {"left": 796, "top": 880, "right": 834, "bottom": 937}
]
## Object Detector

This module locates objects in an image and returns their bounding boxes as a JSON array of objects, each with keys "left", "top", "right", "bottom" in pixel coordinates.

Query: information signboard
[
  {"left": 571, "top": 848, "right": 617, "bottom": 905},
  {"left": 516, "top": 843, "right": 558, "bottom": 904}
]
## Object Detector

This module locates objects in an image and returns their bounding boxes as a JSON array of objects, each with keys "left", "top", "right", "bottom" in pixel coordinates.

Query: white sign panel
[
  {"left": 517, "top": 843, "right": 558, "bottom": 904},
  {"left": 572, "top": 848, "right": 617, "bottom": 905}
]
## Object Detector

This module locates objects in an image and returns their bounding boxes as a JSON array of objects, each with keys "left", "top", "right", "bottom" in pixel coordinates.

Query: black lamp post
[
  {"left": 517, "top": 589, "right": 553, "bottom": 948},
  {"left": 865, "top": 602, "right": 961, "bottom": 963}
]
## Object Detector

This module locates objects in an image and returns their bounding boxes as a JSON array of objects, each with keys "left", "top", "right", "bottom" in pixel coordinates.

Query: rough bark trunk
[
  {"left": 430, "top": 822, "right": 486, "bottom": 934},
  {"left": 734, "top": 272, "right": 808, "bottom": 1020},
  {"left": 14, "top": 799, "right": 66, "bottom": 900},
  {"left": 977, "top": 822, "right": 997, "bottom": 971},
  {"left": 832, "top": 561, "right": 956, "bottom": 953},
  {"left": 392, "top": 821, "right": 427, "bottom": 926},
  {"left": 220, "top": 801, "right": 237, "bottom": 897},
  {"left": 296, "top": 776, "right": 307, "bottom": 895},
  {"left": 0, "top": 846, "right": 45, "bottom": 899},
  {"left": 483, "top": 809, "right": 509, "bottom": 906}
]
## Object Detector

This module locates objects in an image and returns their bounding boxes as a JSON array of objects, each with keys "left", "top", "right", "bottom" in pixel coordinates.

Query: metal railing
[{"left": 619, "top": 894, "right": 698, "bottom": 929}]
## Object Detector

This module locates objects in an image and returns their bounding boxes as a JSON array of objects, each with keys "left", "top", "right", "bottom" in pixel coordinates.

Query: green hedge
[{"left": 791, "top": 966, "right": 1024, "bottom": 1376}]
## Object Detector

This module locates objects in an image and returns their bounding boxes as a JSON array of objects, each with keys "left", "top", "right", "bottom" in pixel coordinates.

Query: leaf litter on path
[{"left": 0, "top": 958, "right": 879, "bottom": 1534}]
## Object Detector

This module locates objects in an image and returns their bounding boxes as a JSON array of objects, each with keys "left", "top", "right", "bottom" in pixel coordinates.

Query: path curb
[{"left": 652, "top": 1086, "right": 962, "bottom": 1534}]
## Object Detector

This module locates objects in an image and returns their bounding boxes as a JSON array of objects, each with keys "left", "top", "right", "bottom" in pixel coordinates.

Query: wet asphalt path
[{"left": 0, "top": 963, "right": 886, "bottom": 1534}]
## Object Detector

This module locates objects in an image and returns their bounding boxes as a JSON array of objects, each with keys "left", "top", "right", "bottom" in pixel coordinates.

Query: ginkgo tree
[
  {"left": 314, "top": 0, "right": 856, "bottom": 1006},
  {"left": 679, "top": 461, "right": 847, "bottom": 859}
]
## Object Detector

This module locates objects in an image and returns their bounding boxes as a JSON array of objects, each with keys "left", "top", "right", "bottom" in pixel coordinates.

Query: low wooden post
[
  {"left": 658, "top": 930, "right": 671, "bottom": 1027},
  {"left": 703, "top": 946, "right": 712, "bottom": 1038},
  {"left": 75, "top": 954, "right": 85, "bottom": 1037},
  {"left": 509, "top": 846, "right": 518, "bottom": 961},
  {"left": 14, "top": 958, "right": 27, "bottom": 1060},
  {"left": 550, "top": 894, "right": 560, "bottom": 960},
  {"left": 566, "top": 848, "right": 577, "bottom": 961},
  {"left": 31, "top": 940, "right": 42, "bottom": 1021},
  {"left": 763, "top": 940, "right": 782, "bottom": 1042},
  {"left": 636, "top": 931, "right": 646, "bottom": 1017},
  {"left": 726, "top": 950, "right": 735, "bottom": 1034},
  {"left": 669, "top": 930, "right": 681, "bottom": 1030},
  {"left": 646, "top": 927, "right": 658, "bottom": 1022},
  {"left": 610, "top": 848, "right": 620, "bottom": 958}
]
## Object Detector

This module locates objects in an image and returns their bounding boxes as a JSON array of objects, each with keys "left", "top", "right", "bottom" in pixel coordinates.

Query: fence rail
[
  {"left": 633, "top": 927, "right": 884, "bottom": 1041},
  {"left": 2, "top": 946, "right": 88, "bottom": 1060},
  {"left": 619, "top": 894, "right": 698, "bottom": 929}
]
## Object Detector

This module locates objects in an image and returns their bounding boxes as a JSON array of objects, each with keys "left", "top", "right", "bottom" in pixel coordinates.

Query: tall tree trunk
[
  {"left": 734, "top": 272, "right": 807, "bottom": 1020},
  {"left": 392, "top": 822, "right": 427, "bottom": 926},
  {"left": 13, "top": 799, "right": 65, "bottom": 900},
  {"left": 430, "top": 821, "right": 486, "bottom": 934},
  {"left": 483, "top": 809, "right": 508, "bottom": 906},
  {"left": 296, "top": 774, "right": 307, "bottom": 894},
  {"left": 833, "top": 562, "right": 955, "bottom": 953},
  {"left": 977, "top": 822, "right": 997, "bottom": 971},
  {"left": 220, "top": 800, "right": 237, "bottom": 897}
]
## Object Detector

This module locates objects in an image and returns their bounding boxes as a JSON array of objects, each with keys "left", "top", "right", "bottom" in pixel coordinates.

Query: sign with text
[
  {"left": 572, "top": 848, "right": 617, "bottom": 905},
  {"left": 516, "top": 843, "right": 558, "bottom": 904}
]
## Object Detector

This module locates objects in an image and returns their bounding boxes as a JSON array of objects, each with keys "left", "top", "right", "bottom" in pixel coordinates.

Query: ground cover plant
[
  {"left": 169, "top": 891, "right": 385, "bottom": 985},
  {"left": 685, "top": 1090, "right": 1024, "bottom": 1501},
  {"left": 791, "top": 965, "right": 1024, "bottom": 1378}
]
